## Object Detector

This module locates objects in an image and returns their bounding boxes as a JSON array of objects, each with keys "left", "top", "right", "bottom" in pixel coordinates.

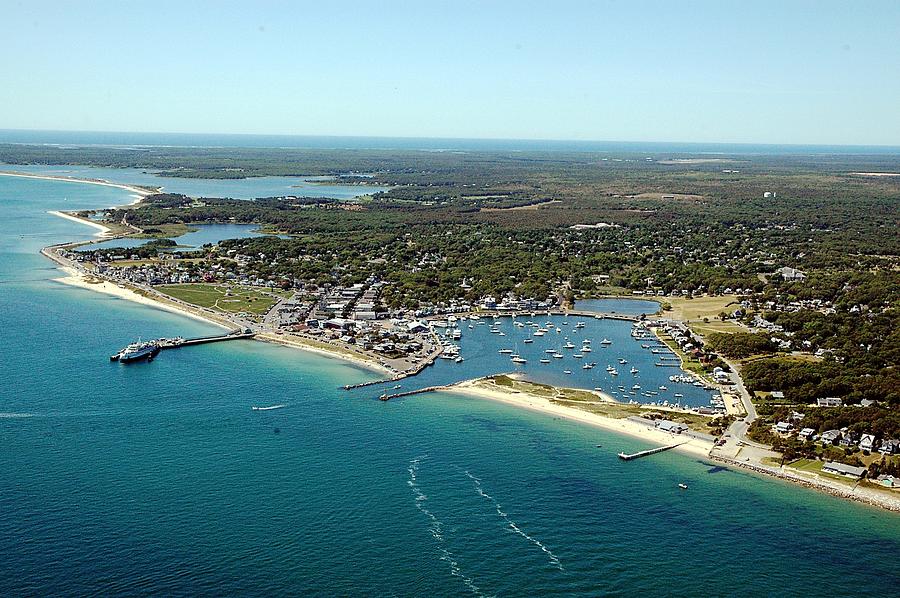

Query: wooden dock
[{"left": 617, "top": 442, "right": 686, "bottom": 461}]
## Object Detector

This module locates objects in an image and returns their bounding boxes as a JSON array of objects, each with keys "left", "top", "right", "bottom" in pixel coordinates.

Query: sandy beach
[
  {"left": 53, "top": 265, "right": 233, "bottom": 330},
  {"left": 0, "top": 170, "right": 156, "bottom": 201},
  {"left": 48, "top": 210, "right": 114, "bottom": 238},
  {"left": 256, "top": 332, "right": 393, "bottom": 376},
  {"left": 444, "top": 378, "right": 715, "bottom": 458}
]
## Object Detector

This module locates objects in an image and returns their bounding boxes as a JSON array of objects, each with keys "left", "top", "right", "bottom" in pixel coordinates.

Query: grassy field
[
  {"left": 156, "top": 283, "right": 281, "bottom": 315},
  {"left": 661, "top": 295, "right": 742, "bottom": 322}
]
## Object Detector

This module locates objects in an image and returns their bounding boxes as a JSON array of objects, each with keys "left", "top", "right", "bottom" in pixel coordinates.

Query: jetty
[
  {"left": 617, "top": 442, "right": 686, "bottom": 461},
  {"left": 379, "top": 385, "right": 446, "bottom": 401}
]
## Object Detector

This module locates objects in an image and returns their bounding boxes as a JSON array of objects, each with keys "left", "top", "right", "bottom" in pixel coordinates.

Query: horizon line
[{"left": 1, "top": 127, "right": 899, "bottom": 151}]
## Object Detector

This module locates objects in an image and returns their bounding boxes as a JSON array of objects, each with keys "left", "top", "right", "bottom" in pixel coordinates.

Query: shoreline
[
  {"left": 48, "top": 210, "right": 114, "bottom": 238},
  {"left": 24, "top": 169, "right": 899, "bottom": 515},
  {"left": 710, "top": 455, "right": 900, "bottom": 513},
  {"left": 53, "top": 265, "right": 234, "bottom": 330},
  {"left": 442, "top": 378, "right": 715, "bottom": 459},
  {"left": 0, "top": 170, "right": 157, "bottom": 200}
]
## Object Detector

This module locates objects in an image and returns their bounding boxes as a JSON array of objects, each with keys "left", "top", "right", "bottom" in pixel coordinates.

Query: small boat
[
  {"left": 498, "top": 349, "right": 513, "bottom": 354},
  {"left": 678, "top": 483, "right": 688, "bottom": 490},
  {"left": 553, "top": 353, "right": 564, "bottom": 359},
  {"left": 511, "top": 356, "right": 527, "bottom": 364},
  {"left": 455, "top": 356, "right": 464, "bottom": 363},
  {"left": 659, "top": 385, "right": 668, "bottom": 391},
  {"left": 539, "top": 358, "right": 550, "bottom": 363},
  {"left": 563, "top": 370, "right": 572, "bottom": 374},
  {"left": 523, "top": 339, "right": 534, "bottom": 344},
  {"left": 619, "top": 358, "right": 627, "bottom": 364},
  {"left": 393, "top": 384, "right": 402, "bottom": 389},
  {"left": 630, "top": 367, "right": 639, "bottom": 374},
  {"left": 601, "top": 338, "right": 612, "bottom": 345},
  {"left": 674, "top": 393, "right": 684, "bottom": 398}
]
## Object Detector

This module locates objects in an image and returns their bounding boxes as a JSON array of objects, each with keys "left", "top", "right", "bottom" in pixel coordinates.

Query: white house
[
  {"left": 798, "top": 428, "right": 816, "bottom": 441},
  {"left": 859, "top": 434, "right": 877, "bottom": 452}
]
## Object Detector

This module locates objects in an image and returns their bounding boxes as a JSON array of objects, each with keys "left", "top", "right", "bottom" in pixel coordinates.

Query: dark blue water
[
  {"left": 75, "top": 223, "right": 286, "bottom": 252},
  {"left": 3, "top": 128, "right": 900, "bottom": 154},
  {"left": 2, "top": 174, "right": 899, "bottom": 596}
]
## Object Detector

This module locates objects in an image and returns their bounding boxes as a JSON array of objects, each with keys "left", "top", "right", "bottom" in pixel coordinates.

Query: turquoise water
[
  {"left": 1, "top": 164, "right": 388, "bottom": 200},
  {"left": 75, "top": 223, "right": 286, "bottom": 252},
  {"left": 2, "top": 174, "right": 899, "bottom": 596}
]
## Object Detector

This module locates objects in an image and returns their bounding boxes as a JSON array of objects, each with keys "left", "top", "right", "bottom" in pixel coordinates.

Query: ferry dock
[{"left": 617, "top": 442, "right": 686, "bottom": 461}]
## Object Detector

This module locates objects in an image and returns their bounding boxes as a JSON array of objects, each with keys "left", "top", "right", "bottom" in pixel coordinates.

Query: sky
[{"left": 1, "top": 0, "right": 899, "bottom": 145}]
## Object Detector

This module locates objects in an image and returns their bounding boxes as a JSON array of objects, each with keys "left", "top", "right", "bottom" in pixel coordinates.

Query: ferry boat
[{"left": 112, "top": 341, "right": 160, "bottom": 363}]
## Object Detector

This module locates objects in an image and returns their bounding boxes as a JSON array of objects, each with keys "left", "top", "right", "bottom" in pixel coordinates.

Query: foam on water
[
  {"left": 408, "top": 456, "right": 487, "bottom": 597},
  {"left": 464, "top": 470, "right": 564, "bottom": 571}
]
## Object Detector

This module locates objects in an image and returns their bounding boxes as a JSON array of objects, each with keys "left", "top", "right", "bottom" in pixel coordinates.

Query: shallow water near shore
[{"left": 2, "top": 174, "right": 899, "bottom": 596}]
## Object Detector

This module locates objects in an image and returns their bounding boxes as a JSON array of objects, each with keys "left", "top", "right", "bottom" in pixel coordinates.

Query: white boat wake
[
  {"left": 250, "top": 404, "right": 287, "bottom": 411},
  {"left": 408, "top": 456, "right": 487, "bottom": 597},
  {"left": 464, "top": 470, "right": 564, "bottom": 571}
]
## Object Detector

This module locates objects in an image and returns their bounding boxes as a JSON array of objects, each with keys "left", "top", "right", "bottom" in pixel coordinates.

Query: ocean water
[
  {"left": 3, "top": 128, "right": 900, "bottom": 154},
  {"left": 1, "top": 174, "right": 900, "bottom": 596}
]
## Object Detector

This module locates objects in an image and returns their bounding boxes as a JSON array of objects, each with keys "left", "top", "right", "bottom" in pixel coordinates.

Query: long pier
[
  {"left": 159, "top": 332, "right": 255, "bottom": 350},
  {"left": 617, "top": 442, "right": 686, "bottom": 461},
  {"left": 163, "top": 332, "right": 255, "bottom": 349}
]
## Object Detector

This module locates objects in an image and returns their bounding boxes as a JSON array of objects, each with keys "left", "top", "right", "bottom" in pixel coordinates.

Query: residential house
[
  {"left": 822, "top": 462, "right": 866, "bottom": 479},
  {"left": 798, "top": 428, "right": 816, "bottom": 441},
  {"left": 819, "top": 429, "right": 842, "bottom": 445},
  {"left": 817, "top": 397, "right": 843, "bottom": 407},
  {"left": 859, "top": 434, "right": 877, "bottom": 452},
  {"left": 775, "top": 421, "right": 794, "bottom": 434},
  {"left": 879, "top": 439, "right": 900, "bottom": 455}
]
